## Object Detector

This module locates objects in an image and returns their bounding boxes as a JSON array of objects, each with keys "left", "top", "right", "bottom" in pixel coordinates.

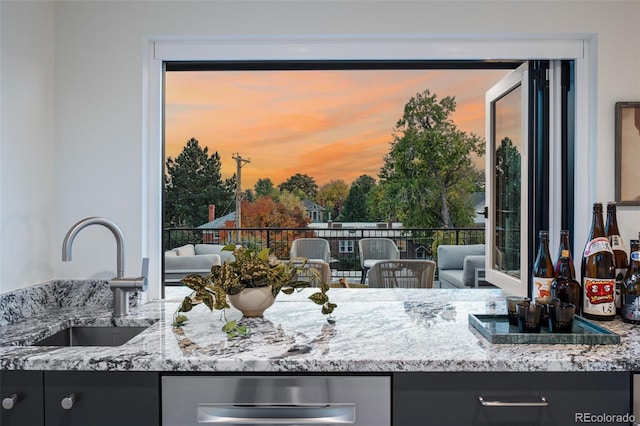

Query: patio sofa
[
  {"left": 164, "top": 244, "right": 237, "bottom": 284},
  {"left": 436, "top": 244, "right": 487, "bottom": 289}
]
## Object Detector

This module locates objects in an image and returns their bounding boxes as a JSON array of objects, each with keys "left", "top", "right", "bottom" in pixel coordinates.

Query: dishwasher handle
[
  {"left": 197, "top": 404, "right": 356, "bottom": 424},
  {"left": 478, "top": 396, "right": 549, "bottom": 407}
]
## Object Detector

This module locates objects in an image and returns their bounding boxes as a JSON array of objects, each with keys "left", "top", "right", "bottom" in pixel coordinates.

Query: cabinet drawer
[
  {"left": 393, "top": 372, "right": 630, "bottom": 426},
  {"left": 44, "top": 371, "right": 159, "bottom": 426}
]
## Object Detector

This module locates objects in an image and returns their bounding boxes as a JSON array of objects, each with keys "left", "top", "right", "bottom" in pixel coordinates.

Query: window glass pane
[{"left": 493, "top": 85, "right": 522, "bottom": 278}]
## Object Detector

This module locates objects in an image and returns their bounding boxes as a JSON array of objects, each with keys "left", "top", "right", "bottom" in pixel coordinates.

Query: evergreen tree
[
  {"left": 164, "top": 138, "right": 235, "bottom": 227},
  {"left": 342, "top": 175, "right": 377, "bottom": 221}
]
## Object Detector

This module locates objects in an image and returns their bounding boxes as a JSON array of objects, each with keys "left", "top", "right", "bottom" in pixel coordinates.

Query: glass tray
[{"left": 468, "top": 314, "right": 621, "bottom": 344}]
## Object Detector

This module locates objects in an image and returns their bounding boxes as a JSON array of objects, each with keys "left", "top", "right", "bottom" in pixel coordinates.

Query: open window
[{"left": 485, "top": 60, "right": 574, "bottom": 296}]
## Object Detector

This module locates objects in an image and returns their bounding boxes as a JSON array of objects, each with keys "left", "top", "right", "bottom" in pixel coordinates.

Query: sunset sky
[{"left": 164, "top": 68, "right": 511, "bottom": 189}]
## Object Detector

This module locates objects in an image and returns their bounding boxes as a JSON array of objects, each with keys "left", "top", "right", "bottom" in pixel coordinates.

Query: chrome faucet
[{"left": 62, "top": 217, "right": 148, "bottom": 317}]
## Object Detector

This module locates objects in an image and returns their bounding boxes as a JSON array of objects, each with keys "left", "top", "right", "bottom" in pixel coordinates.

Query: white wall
[
  {"left": 0, "top": 1, "right": 55, "bottom": 292},
  {"left": 1, "top": 0, "right": 639, "bottom": 296}
]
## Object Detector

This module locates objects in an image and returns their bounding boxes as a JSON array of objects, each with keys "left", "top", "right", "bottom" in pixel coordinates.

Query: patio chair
[
  {"left": 294, "top": 259, "right": 332, "bottom": 286},
  {"left": 358, "top": 238, "right": 400, "bottom": 284},
  {"left": 367, "top": 259, "right": 436, "bottom": 288},
  {"left": 290, "top": 238, "right": 331, "bottom": 264}
]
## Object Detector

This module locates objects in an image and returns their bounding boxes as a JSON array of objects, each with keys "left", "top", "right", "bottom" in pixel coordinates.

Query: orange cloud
[{"left": 165, "top": 68, "right": 510, "bottom": 189}]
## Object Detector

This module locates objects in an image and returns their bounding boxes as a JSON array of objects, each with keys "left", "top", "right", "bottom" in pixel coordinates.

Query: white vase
[{"left": 227, "top": 285, "right": 275, "bottom": 317}]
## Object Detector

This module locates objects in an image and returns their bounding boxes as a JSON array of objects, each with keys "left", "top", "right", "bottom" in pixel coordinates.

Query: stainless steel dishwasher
[{"left": 162, "top": 375, "right": 390, "bottom": 425}]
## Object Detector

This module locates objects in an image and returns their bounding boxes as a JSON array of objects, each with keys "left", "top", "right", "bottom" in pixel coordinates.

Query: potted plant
[{"left": 173, "top": 245, "right": 336, "bottom": 337}]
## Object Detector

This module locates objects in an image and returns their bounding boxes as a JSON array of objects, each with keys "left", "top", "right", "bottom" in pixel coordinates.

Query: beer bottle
[
  {"left": 605, "top": 202, "right": 629, "bottom": 314},
  {"left": 621, "top": 240, "right": 640, "bottom": 324},
  {"left": 554, "top": 230, "right": 576, "bottom": 278},
  {"left": 551, "top": 250, "right": 581, "bottom": 314},
  {"left": 581, "top": 203, "right": 616, "bottom": 321},
  {"left": 532, "top": 230, "right": 555, "bottom": 300}
]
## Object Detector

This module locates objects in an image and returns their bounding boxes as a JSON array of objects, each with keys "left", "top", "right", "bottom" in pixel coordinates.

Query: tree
[
  {"left": 278, "top": 190, "right": 306, "bottom": 212},
  {"left": 495, "top": 136, "right": 521, "bottom": 271},
  {"left": 278, "top": 173, "right": 319, "bottom": 199},
  {"left": 164, "top": 137, "right": 235, "bottom": 227},
  {"left": 317, "top": 180, "right": 350, "bottom": 220},
  {"left": 341, "top": 175, "right": 376, "bottom": 222},
  {"left": 254, "top": 178, "right": 278, "bottom": 199},
  {"left": 378, "top": 89, "right": 484, "bottom": 228},
  {"left": 241, "top": 196, "right": 310, "bottom": 228}
]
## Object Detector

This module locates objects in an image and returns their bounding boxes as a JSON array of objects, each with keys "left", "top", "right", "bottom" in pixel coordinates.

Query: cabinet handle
[
  {"left": 478, "top": 396, "right": 548, "bottom": 407},
  {"left": 61, "top": 394, "right": 76, "bottom": 410},
  {"left": 2, "top": 394, "right": 17, "bottom": 410}
]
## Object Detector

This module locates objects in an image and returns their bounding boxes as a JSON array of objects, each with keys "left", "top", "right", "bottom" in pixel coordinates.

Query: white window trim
[
  {"left": 143, "top": 34, "right": 595, "bottom": 300},
  {"left": 339, "top": 240, "right": 355, "bottom": 254}
]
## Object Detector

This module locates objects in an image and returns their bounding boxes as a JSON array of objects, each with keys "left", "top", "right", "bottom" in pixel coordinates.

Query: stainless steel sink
[{"left": 32, "top": 326, "right": 149, "bottom": 347}]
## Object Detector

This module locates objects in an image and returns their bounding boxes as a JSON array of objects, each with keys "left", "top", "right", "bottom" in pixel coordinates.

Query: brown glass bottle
[
  {"left": 621, "top": 240, "right": 640, "bottom": 324},
  {"left": 605, "top": 202, "right": 629, "bottom": 314},
  {"left": 532, "top": 230, "right": 555, "bottom": 300},
  {"left": 581, "top": 203, "right": 616, "bottom": 321},
  {"left": 554, "top": 230, "right": 576, "bottom": 278},
  {"left": 551, "top": 250, "right": 581, "bottom": 314}
]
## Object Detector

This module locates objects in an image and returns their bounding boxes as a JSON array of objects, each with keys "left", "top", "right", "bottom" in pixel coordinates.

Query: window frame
[
  {"left": 339, "top": 240, "right": 355, "bottom": 254},
  {"left": 144, "top": 35, "right": 595, "bottom": 300}
]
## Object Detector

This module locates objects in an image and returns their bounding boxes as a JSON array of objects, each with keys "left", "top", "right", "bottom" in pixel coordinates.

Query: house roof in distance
[{"left": 198, "top": 211, "right": 236, "bottom": 229}]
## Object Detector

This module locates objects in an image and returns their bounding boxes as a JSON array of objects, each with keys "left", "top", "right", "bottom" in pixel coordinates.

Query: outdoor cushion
[{"left": 174, "top": 244, "right": 196, "bottom": 257}]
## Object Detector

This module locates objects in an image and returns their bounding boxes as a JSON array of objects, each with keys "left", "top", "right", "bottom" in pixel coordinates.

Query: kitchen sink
[{"left": 32, "top": 326, "right": 150, "bottom": 347}]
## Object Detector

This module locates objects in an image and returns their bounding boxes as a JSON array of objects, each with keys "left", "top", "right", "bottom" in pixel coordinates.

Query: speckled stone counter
[{"left": 2, "top": 281, "right": 640, "bottom": 372}]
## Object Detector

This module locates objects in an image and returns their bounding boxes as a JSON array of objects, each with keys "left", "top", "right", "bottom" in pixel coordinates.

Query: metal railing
[{"left": 164, "top": 226, "right": 486, "bottom": 280}]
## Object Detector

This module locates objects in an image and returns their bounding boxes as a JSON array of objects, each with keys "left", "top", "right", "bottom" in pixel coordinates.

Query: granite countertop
[{"left": 1, "top": 281, "right": 640, "bottom": 373}]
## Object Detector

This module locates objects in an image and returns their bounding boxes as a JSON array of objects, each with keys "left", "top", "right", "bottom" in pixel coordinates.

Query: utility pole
[{"left": 232, "top": 153, "right": 250, "bottom": 244}]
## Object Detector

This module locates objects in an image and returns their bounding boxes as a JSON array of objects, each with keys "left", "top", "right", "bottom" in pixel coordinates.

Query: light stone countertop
[{"left": 1, "top": 281, "right": 640, "bottom": 372}]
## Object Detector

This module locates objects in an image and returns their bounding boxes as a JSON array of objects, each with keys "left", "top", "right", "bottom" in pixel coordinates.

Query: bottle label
[
  {"left": 615, "top": 268, "right": 626, "bottom": 309},
  {"left": 632, "top": 251, "right": 640, "bottom": 262},
  {"left": 583, "top": 277, "right": 615, "bottom": 316},
  {"left": 583, "top": 237, "right": 613, "bottom": 257},
  {"left": 532, "top": 277, "right": 553, "bottom": 299},
  {"left": 622, "top": 294, "right": 640, "bottom": 321},
  {"left": 610, "top": 235, "right": 626, "bottom": 251}
]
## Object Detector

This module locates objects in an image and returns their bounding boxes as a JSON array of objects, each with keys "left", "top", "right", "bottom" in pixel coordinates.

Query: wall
[
  {"left": 1, "top": 0, "right": 639, "bottom": 296},
  {"left": 0, "top": 1, "right": 55, "bottom": 292}
]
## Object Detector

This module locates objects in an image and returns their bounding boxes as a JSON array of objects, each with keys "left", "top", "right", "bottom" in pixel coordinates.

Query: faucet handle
[{"left": 109, "top": 258, "right": 149, "bottom": 293}]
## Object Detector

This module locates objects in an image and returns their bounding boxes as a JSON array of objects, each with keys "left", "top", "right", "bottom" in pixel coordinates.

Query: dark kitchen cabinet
[
  {"left": 393, "top": 371, "right": 630, "bottom": 426},
  {"left": 0, "top": 370, "right": 45, "bottom": 426},
  {"left": 44, "top": 371, "right": 159, "bottom": 426},
  {"left": 1, "top": 371, "right": 159, "bottom": 426}
]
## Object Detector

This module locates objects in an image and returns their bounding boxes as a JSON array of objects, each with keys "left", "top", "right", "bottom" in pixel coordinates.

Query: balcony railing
[{"left": 164, "top": 226, "right": 486, "bottom": 280}]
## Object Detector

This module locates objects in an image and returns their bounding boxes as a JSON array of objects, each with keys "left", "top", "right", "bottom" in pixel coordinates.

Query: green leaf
[
  {"left": 199, "top": 292, "right": 215, "bottom": 311},
  {"left": 181, "top": 274, "right": 208, "bottom": 291},
  {"left": 322, "top": 302, "right": 337, "bottom": 315},
  {"left": 172, "top": 314, "right": 189, "bottom": 326},
  {"left": 222, "top": 320, "right": 250, "bottom": 338},
  {"left": 257, "top": 247, "right": 270, "bottom": 261},
  {"left": 222, "top": 320, "right": 238, "bottom": 333},
  {"left": 222, "top": 244, "right": 237, "bottom": 252},
  {"left": 308, "top": 292, "right": 329, "bottom": 305},
  {"left": 177, "top": 296, "right": 193, "bottom": 313}
]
